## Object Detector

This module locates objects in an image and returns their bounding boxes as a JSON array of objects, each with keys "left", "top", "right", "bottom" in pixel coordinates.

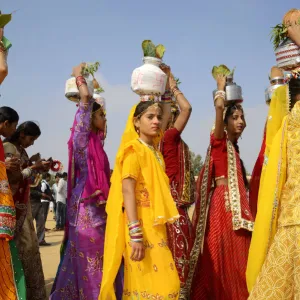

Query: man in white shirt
[
  {"left": 51, "top": 174, "right": 60, "bottom": 220},
  {"left": 55, "top": 172, "right": 67, "bottom": 230}
]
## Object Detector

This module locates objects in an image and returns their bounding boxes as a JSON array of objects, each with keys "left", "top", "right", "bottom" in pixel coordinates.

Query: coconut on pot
[{"left": 131, "top": 40, "right": 167, "bottom": 100}]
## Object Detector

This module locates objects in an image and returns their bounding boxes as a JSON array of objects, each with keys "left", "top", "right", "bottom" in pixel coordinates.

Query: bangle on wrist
[
  {"left": 128, "top": 220, "right": 144, "bottom": 243},
  {"left": 76, "top": 76, "right": 87, "bottom": 88},
  {"left": 161, "top": 90, "right": 172, "bottom": 102},
  {"left": 173, "top": 89, "right": 183, "bottom": 99}
]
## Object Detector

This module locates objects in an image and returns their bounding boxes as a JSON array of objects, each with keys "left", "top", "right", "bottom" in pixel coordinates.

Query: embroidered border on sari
[
  {"left": 268, "top": 118, "right": 287, "bottom": 250},
  {"left": 179, "top": 140, "right": 195, "bottom": 207},
  {"left": 0, "top": 162, "right": 16, "bottom": 239},
  {"left": 0, "top": 205, "right": 16, "bottom": 238},
  {"left": 227, "top": 141, "right": 254, "bottom": 231},
  {"left": 185, "top": 146, "right": 212, "bottom": 293}
]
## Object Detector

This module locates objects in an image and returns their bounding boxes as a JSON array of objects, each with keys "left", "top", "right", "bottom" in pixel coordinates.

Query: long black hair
[
  {"left": 5, "top": 121, "right": 41, "bottom": 143},
  {"left": 0, "top": 106, "right": 19, "bottom": 124},
  {"left": 224, "top": 103, "right": 249, "bottom": 189},
  {"left": 289, "top": 78, "right": 300, "bottom": 109},
  {"left": 92, "top": 102, "right": 101, "bottom": 113}
]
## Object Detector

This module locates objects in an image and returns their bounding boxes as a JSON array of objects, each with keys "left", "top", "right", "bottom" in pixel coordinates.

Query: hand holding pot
[
  {"left": 72, "top": 63, "right": 86, "bottom": 78},
  {"left": 287, "top": 24, "right": 300, "bottom": 47},
  {"left": 160, "top": 63, "right": 171, "bottom": 90},
  {"left": 216, "top": 74, "right": 226, "bottom": 91},
  {"left": 169, "top": 73, "right": 177, "bottom": 91}
]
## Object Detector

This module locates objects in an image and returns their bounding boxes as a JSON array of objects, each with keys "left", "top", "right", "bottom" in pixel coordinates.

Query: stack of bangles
[
  {"left": 171, "top": 86, "right": 183, "bottom": 99},
  {"left": 76, "top": 76, "right": 87, "bottom": 88},
  {"left": 214, "top": 90, "right": 226, "bottom": 103},
  {"left": 128, "top": 220, "right": 143, "bottom": 243},
  {"left": 161, "top": 89, "right": 172, "bottom": 103}
]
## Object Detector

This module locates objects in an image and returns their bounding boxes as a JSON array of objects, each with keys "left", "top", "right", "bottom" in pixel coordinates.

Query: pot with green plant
[
  {"left": 131, "top": 40, "right": 167, "bottom": 98},
  {"left": 0, "top": 11, "right": 13, "bottom": 54},
  {"left": 271, "top": 20, "right": 300, "bottom": 70},
  {"left": 212, "top": 65, "right": 243, "bottom": 104},
  {"left": 65, "top": 62, "right": 100, "bottom": 102}
]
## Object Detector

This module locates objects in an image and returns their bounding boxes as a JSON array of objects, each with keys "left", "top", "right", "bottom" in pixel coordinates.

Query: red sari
[
  {"left": 187, "top": 134, "right": 253, "bottom": 300},
  {"left": 161, "top": 128, "right": 194, "bottom": 297},
  {"left": 249, "top": 126, "right": 266, "bottom": 219}
]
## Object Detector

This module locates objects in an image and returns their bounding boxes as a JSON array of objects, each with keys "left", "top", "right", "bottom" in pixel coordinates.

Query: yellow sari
[
  {"left": 99, "top": 105, "right": 180, "bottom": 300},
  {"left": 246, "top": 85, "right": 290, "bottom": 292}
]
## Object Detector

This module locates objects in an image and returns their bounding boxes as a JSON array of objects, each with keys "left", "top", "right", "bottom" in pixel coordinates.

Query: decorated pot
[
  {"left": 213, "top": 75, "right": 243, "bottom": 104},
  {"left": 275, "top": 38, "right": 300, "bottom": 70},
  {"left": 265, "top": 77, "right": 285, "bottom": 104},
  {"left": 65, "top": 77, "right": 94, "bottom": 102},
  {"left": 131, "top": 56, "right": 167, "bottom": 97}
]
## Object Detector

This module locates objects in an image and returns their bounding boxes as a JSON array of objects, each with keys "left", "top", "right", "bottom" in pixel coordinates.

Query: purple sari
[{"left": 50, "top": 100, "right": 123, "bottom": 299}]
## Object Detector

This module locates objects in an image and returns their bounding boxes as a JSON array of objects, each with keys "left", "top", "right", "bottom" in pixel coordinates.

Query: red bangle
[{"left": 76, "top": 76, "right": 87, "bottom": 88}]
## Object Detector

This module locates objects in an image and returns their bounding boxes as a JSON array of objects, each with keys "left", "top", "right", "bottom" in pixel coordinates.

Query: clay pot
[{"left": 131, "top": 56, "right": 167, "bottom": 96}]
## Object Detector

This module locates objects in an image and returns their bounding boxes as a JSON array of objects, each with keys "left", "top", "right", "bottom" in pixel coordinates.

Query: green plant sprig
[
  {"left": 270, "top": 23, "right": 289, "bottom": 50},
  {"left": 174, "top": 77, "right": 181, "bottom": 86},
  {"left": 95, "top": 87, "right": 105, "bottom": 93},
  {"left": 81, "top": 62, "right": 100, "bottom": 78},
  {"left": 142, "top": 40, "right": 166, "bottom": 59},
  {"left": 211, "top": 65, "right": 234, "bottom": 80}
]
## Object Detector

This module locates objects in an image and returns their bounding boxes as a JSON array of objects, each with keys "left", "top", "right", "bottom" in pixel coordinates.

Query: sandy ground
[{"left": 39, "top": 211, "right": 64, "bottom": 297}]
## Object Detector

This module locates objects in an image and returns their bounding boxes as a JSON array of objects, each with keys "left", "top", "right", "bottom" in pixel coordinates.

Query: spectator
[
  {"left": 41, "top": 173, "right": 52, "bottom": 231},
  {"left": 51, "top": 173, "right": 60, "bottom": 220},
  {"left": 55, "top": 172, "right": 67, "bottom": 230},
  {"left": 30, "top": 174, "right": 51, "bottom": 246}
]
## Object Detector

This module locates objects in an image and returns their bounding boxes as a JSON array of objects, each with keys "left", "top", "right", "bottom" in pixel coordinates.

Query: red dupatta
[{"left": 249, "top": 126, "right": 266, "bottom": 219}]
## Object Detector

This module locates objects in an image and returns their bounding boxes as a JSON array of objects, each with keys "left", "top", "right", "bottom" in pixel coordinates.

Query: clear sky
[{"left": 1, "top": 0, "right": 299, "bottom": 171}]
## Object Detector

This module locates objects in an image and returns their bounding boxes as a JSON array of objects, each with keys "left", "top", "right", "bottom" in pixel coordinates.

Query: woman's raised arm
[
  {"left": 72, "top": 63, "right": 91, "bottom": 105},
  {"left": 214, "top": 74, "right": 226, "bottom": 139}
]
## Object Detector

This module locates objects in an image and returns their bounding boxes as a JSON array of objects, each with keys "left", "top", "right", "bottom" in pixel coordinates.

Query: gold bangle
[{"left": 174, "top": 90, "right": 183, "bottom": 99}]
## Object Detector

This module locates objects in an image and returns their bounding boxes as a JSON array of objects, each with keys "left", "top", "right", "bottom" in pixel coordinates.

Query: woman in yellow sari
[
  {"left": 247, "top": 77, "right": 300, "bottom": 299},
  {"left": 99, "top": 99, "right": 180, "bottom": 299},
  {"left": 246, "top": 10, "right": 300, "bottom": 299}
]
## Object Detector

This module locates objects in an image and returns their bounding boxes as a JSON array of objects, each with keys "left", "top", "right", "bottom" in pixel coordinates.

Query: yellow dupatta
[
  {"left": 99, "top": 105, "right": 179, "bottom": 300},
  {"left": 256, "top": 85, "right": 289, "bottom": 209},
  {"left": 246, "top": 85, "right": 290, "bottom": 292}
]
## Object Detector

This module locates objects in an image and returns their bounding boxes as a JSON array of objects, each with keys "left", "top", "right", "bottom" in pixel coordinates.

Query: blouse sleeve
[
  {"left": 73, "top": 99, "right": 93, "bottom": 150},
  {"left": 210, "top": 132, "right": 227, "bottom": 150},
  {"left": 122, "top": 149, "right": 140, "bottom": 180}
]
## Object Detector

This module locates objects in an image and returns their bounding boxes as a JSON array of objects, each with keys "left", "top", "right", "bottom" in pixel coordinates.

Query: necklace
[{"left": 138, "top": 138, "right": 163, "bottom": 167}]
